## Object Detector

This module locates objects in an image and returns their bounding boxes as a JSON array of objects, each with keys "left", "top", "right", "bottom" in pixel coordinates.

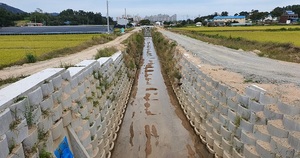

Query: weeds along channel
[
  {"left": 123, "top": 31, "right": 144, "bottom": 71},
  {"left": 152, "top": 31, "right": 182, "bottom": 84},
  {"left": 151, "top": 30, "right": 213, "bottom": 157}
]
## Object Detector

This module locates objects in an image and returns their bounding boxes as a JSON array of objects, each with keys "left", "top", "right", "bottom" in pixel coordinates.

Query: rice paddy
[
  {"left": 0, "top": 34, "right": 116, "bottom": 68},
  {"left": 172, "top": 25, "right": 300, "bottom": 63},
  {"left": 175, "top": 25, "right": 300, "bottom": 46}
]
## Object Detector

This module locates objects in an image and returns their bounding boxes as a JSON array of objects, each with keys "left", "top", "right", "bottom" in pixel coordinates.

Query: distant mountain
[{"left": 0, "top": 3, "right": 26, "bottom": 14}]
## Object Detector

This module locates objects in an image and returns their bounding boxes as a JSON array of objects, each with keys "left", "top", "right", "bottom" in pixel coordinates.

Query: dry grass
[
  {"left": 0, "top": 75, "right": 28, "bottom": 87},
  {"left": 95, "top": 47, "right": 118, "bottom": 59}
]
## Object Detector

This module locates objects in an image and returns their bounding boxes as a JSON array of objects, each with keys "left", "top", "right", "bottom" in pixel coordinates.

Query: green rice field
[
  {"left": 176, "top": 25, "right": 300, "bottom": 46},
  {"left": 172, "top": 25, "right": 300, "bottom": 63},
  {"left": 0, "top": 34, "right": 114, "bottom": 68}
]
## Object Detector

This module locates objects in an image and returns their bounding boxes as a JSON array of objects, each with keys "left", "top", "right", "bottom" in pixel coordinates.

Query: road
[
  {"left": 112, "top": 37, "right": 211, "bottom": 158},
  {"left": 160, "top": 30, "right": 300, "bottom": 86}
]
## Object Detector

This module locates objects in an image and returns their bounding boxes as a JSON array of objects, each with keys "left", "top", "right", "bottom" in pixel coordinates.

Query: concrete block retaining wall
[
  {"left": 173, "top": 52, "right": 300, "bottom": 158},
  {"left": 0, "top": 51, "right": 132, "bottom": 158}
]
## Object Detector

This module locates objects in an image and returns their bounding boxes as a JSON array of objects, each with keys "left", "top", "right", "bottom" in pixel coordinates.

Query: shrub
[
  {"left": 26, "top": 54, "right": 37, "bottom": 63},
  {"left": 39, "top": 149, "right": 52, "bottom": 158}
]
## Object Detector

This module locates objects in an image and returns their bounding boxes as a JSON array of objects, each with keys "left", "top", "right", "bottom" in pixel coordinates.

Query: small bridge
[{"left": 141, "top": 25, "right": 153, "bottom": 37}]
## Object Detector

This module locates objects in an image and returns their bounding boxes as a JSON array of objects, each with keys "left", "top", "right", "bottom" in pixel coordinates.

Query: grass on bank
[
  {"left": 0, "top": 75, "right": 28, "bottom": 87},
  {"left": 95, "top": 47, "right": 118, "bottom": 59},
  {"left": 202, "top": 31, "right": 300, "bottom": 47},
  {"left": 0, "top": 33, "right": 119, "bottom": 69},
  {"left": 176, "top": 25, "right": 300, "bottom": 32},
  {"left": 172, "top": 26, "right": 300, "bottom": 63},
  {"left": 152, "top": 30, "right": 181, "bottom": 83},
  {"left": 123, "top": 31, "right": 144, "bottom": 71}
]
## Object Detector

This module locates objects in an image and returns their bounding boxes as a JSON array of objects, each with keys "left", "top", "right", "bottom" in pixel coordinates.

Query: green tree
[
  {"left": 194, "top": 17, "right": 202, "bottom": 23},
  {"left": 139, "top": 19, "right": 151, "bottom": 25},
  {"left": 181, "top": 20, "right": 187, "bottom": 26},
  {"left": 271, "top": 5, "right": 300, "bottom": 18},
  {"left": 271, "top": 7, "right": 284, "bottom": 18},
  {"left": 221, "top": 11, "right": 229, "bottom": 16},
  {"left": 187, "top": 18, "right": 194, "bottom": 24},
  {"left": 250, "top": 10, "right": 269, "bottom": 22},
  {"left": 30, "top": 11, "right": 48, "bottom": 24},
  {"left": 0, "top": 8, "right": 15, "bottom": 26},
  {"left": 239, "top": 11, "right": 250, "bottom": 19}
]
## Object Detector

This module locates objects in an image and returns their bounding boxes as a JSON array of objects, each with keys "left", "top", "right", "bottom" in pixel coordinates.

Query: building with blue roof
[
  {"left": 213, "top": 16, "right": 246, "bottom": 23},
  {"left": 279, "top": 10, "right": 298, "bottom": 24}
]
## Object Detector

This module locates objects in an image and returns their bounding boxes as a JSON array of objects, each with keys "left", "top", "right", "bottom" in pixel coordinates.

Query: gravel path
[
  {"left": 160, "top": 30, "right": 300, "bottom": 86},
  {"left": 0, "top": 28, "right": 140, "bottom": 80}
]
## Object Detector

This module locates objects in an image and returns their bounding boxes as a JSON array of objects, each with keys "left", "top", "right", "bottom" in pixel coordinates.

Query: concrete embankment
[
  {"left": 0, "top": 52, "right": 132, "bottom": 158},
  {"left": 173, "top": 49, "right": 300, "bottom": 158}
]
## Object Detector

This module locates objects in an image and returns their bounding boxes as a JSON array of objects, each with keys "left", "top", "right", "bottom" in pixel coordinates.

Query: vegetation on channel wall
[
  {"left": 152, "top": 30, "right": 182, "bottom": 83},
  {"left": 123, "top": 31, "right": 144, "bottom": 71}
]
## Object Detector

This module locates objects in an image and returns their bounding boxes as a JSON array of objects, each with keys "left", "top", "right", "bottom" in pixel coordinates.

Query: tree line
[
  {"left": 1, "top": 4, "right": 300, "bottom": 27},
  {"left": 175, "top": 5, "right": 300, "bottom": 27},
  {"left": 0, "top": 8, "right": 114, "bottom": 27},
  {"left": 194, "top": 5, "right": 300, "bottom": 24}
]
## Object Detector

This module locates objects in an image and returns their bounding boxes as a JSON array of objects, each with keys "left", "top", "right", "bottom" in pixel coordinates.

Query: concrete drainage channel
[
  {"left": 112, "top": 37, "right": 212, "bottom": 158},
  {"left": 1, "top": 29, "right": 299, "bottom": 158}
]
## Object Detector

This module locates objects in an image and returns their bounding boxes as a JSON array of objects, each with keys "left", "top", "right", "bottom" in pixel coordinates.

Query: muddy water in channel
[{"left": 112, "top": 37, "right": 212, "bottom": 158}]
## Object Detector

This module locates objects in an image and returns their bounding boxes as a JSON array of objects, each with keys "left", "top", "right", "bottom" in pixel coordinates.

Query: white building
[
  {"left": 213, "top": 16, "right": 246, "bottom": 23},
  {"left": 117, "top": 18, "right": 129, "bottom": 26},
  {"left": 144, "top": 14, "right": 177, "bottom": 22}
]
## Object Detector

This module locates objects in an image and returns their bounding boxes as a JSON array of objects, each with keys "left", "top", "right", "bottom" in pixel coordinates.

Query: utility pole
[
  {"left": 106, "top": 0, "right": 110, "bottom": 33},
  {"left": 125, "top": 8, "right": 127, "bottom": 19}
]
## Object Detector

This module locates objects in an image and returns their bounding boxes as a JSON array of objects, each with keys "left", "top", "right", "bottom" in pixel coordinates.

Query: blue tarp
[{"left": 54, "top": 137, "right": 74, "bottom": 158}]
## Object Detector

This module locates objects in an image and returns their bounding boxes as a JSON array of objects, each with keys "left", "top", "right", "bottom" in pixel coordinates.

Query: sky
[{"left": 1, "top": 0, "right": 299, "bottom": 20}]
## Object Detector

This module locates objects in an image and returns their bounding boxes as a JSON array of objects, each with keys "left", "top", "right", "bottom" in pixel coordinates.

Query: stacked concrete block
[
  {"left": 267, "top": 120, "right": 289, "bottom": 138},
  {"left": 6, "top": 119, "right": 28, "bottom": 147},
  {"left": 270, "top": 137, "right": 295, "bottom": 157},
  {"left": 288, "top": 131, "right": 300, "bottom": 150},
  {"left": 277, "top": 102, "right": 300, "bottom": 116},
  {"left": 173, "top": 52, "right": 300, "bottom": 158},
  {"left": 0, "top": 134, "right": 9, "bottom": 158},
  {"left": 0, "top": 51, "right": 134, "bottom": 158},
  {"left": 264, "top": 104, "right": 283, "bottom": 120},
  {"left": 248, "top": 100, "right": 264, "bottom": 112},
  {"left": 7, "top": 144, "right": 25, "bottom": 158},
  {"left": 0, "top": 68, "right": 66, "bottom": 157},
  {"left": 283, "top": 115, "right": 300, "bottom": 132}
]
